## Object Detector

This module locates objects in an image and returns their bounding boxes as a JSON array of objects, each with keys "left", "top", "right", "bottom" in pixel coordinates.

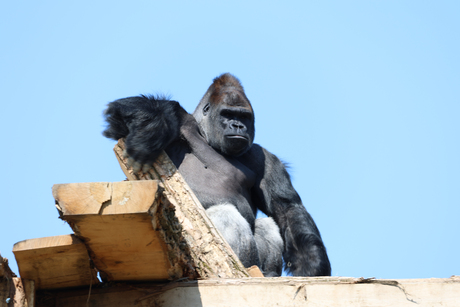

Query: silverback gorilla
[{"left": 103, "top": 73, "right": 331, "bottom": 277}]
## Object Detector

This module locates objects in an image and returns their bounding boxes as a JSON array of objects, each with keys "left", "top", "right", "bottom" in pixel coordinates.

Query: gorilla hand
[{"left": 103, "top": 95, "right": 185, "bottom": 172}]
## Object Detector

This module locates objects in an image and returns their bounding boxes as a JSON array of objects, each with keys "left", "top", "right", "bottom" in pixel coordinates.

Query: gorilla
[{"left": 103, "top": 73, "right": 331, "bottom": 277}]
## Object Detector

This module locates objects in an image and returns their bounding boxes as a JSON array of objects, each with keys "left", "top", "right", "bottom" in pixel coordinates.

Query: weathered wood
[
  {"left": 52, "top": 181, "right": 159, "bottom": 215},
  {"left": 53, "top": 181, "right": 171, "bottom": 282},
  {"left": 1, "top": 254, "right": 35, "bottom": 307},
  {"left": 34, "top": 276, "right": 460, "bottom": 307},
  {"left": 11, "top": 279, "right": 34, "bottom": 307},
  {"left": 1, "top": 254, "right": 15, "bottom": 307},
  {"left": 13, "top": 235, "right": 98, "bottom": 290},
  {"left": 114, "top": 139, "right": 249, "bottom": 279},
  {"left": 22, "top": 279, "right": 35, "bottom": 307},
  {"left": 0, "top": 254, "right": 16, "bottom": 279}
]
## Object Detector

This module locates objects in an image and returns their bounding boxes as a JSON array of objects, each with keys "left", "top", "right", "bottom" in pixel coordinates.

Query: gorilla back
[{"left": 103, "top": 73, "right": 331, "bottom": 277}]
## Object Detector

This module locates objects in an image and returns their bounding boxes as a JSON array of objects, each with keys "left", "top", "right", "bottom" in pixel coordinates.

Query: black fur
[
  {"left": 103, "top": 95, "right": 185, "bottom": 164},
  {"left": 243, "top": 145, "right": 331, "bottom": 276},
  {"left": 103, "top": 74, "right": 331, "bottom": 277}
]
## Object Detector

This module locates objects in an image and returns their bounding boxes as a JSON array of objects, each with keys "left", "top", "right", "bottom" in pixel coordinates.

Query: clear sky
[{"left": 1, "top": 1, "right": 459, "bottom": 279}]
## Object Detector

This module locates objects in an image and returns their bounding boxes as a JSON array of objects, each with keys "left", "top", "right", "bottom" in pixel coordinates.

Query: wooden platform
[
  {"left": 2, "top": 267, "right": 460, "bottom": 307},
  {"left": 3, "top": 144, "right": 459, "bottom": 306}
]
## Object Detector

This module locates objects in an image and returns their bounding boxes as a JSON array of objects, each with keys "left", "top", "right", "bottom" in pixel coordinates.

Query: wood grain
[
  {"left": 54, "top": 181, "right": 171, "bottom": 282},
  {"left": 13, "top": 235, "right": 97, "bottom": 290}
]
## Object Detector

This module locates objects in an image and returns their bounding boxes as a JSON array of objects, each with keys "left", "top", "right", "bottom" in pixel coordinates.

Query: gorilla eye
[
  {"left": 203, "top": 104, "right": 210, "bottom": 115},
  {"left": 241, "top": 112, "right": 252, "bottom": 120},
  {"left": 220, "top": 110, "right": 233, "bottom": 118},
  {"left": 221, "top": 109, "right": 252, "bottom": 120}
]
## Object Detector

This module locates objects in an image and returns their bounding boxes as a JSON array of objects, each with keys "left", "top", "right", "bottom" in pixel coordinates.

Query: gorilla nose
[{"left": 231, "top": 122, "right": 245, "bottom": 130}]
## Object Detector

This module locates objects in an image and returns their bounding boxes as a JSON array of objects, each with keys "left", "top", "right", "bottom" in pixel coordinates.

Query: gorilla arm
[
  {"left": 243, "top": 145, "right": 331, "bottom": 277},
  {"left": 103, "top": 95, "right": 187, "bottom": 171}
]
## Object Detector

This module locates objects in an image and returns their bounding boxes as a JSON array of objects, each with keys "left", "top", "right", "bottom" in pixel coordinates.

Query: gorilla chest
[{"left": 176, "top": 152, "right": 256, "bottom": 209}]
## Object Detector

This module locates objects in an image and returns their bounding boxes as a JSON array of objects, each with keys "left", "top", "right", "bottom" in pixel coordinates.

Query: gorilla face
[
  {"left": 192, "top": 73, "right": 256, "bottom": 157},
  {"left": 201, "top": 91, "right": 255, "bottom": 157}
]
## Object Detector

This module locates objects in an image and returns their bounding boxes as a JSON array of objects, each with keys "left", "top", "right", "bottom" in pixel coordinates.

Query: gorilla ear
[{"left": 203, "top": 103, "right": 210, "bottom": 116}]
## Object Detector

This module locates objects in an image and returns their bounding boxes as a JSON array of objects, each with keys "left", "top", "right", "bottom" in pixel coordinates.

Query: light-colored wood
[
  {"left": 0, "top": 277, "right": 34, "bottom": 307},
  {"left": 52, "top": 182, "right": 111, "bottom": 215},
  {"left": 114, "top": 139, "right": 249, "bottom": 279},
  {"left": 52, "top": 181, "right": 159, "bottom": 215},
  {"left": 22, "top": 279, "right": 35, "bottom": 307},
  {"left": 54, "top": 180, "right": 171, "bottom": 282},
  {"left": 34, "top": 276, "right": 460, "bottom": 307},
  {"left": 64, "top": 214, "right": 170, "bottom": 281},
  {"left": 11, "top": 279, "right": 34, "bottom": 307},
  {"left": 13, "top": 235, "right": 98, "bottom": 290},
  {"left": 247, "top": 265, "right": 264, "bottom": 277}
]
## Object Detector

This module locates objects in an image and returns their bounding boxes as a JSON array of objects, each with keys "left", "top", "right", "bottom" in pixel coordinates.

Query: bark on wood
[
  {"left": 0, "top": 254, "right": 15, "bottom": 307},
  {"left": 10, "top": 279, "right": 34, "bottom": 307},
  {"left": 0, "top": 254, "right": 16, "bottom": 279},
  {"left": 1, "top": 254, "right": 34, "bottom": 307},
  {"left": 114, "top": 139, "right": 249, "bottom": 279}
]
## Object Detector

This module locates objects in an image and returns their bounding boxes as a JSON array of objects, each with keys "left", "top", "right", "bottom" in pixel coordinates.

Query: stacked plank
[{"left": 13, "top": 145, "right": 249, "bottom": 291}]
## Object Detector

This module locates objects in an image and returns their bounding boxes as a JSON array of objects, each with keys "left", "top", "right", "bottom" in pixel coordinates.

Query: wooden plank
[
  {"left": 34, "top": 276, "right": 460, "bottom": 307},
  {"left": 0, "top": 277, "right": 34, "bottom": 307},
  {"left": 52, "top": 181, "right": 159, "bottom": 215},
  {"left": 114, "top": 139, "right": 249, "bottom": 279},
  {"left": 13, "top": 235, "right": 98, "bottom": 290},
  {"left": 22, "top": 279, "right": 35, "bottom": 307},
  {"left": 52, "top": 182, "right": 111, "bottom": 215},
  {"left": 1, "top": 254, "right": 15, "bottom": 307},
  {"left": 64, "top": 214, "right": 170, "bottom": 281},
  {"left": 11, "top": 279, "right": 34, "bottom": 307},
  {"left": 54, "top": 181, "right": 171, "bottom": 282},
  {"left": 247, "top": 265, "right": 264, "bottom": 277}
]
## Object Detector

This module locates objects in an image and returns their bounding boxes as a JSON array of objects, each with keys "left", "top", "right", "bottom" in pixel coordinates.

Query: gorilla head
[{"left": 193, "top": 73, "right": 255, "bottom": 157}]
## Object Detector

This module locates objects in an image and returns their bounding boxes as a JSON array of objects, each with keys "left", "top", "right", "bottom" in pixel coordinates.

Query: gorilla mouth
[{"left": 226, "top": 135, "right": 248, "bottom": 141}]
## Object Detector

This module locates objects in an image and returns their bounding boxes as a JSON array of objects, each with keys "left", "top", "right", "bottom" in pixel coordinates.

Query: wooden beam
[
  {"left": 11, "top": 279, "right": 34, "bottom": 307},
  {"left": 34, "top": 276, "right": 460, "bottom": 307},
  {"left": 13, "top": 235, "right": 97, "bottom": 290},
  {"left": 2, "top": 253, "right": 38, "bottom": 307},
  {"left": 53, "top": 181, "right": 171, "bottom": 282},
  {"left": 114, "top": 139, "right": 249, "bottom": 279}
]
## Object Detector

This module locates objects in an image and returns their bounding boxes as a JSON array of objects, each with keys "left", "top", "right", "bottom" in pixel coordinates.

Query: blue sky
[{"left": 1, "top": 1, "right": 459, "bottom": 279}]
